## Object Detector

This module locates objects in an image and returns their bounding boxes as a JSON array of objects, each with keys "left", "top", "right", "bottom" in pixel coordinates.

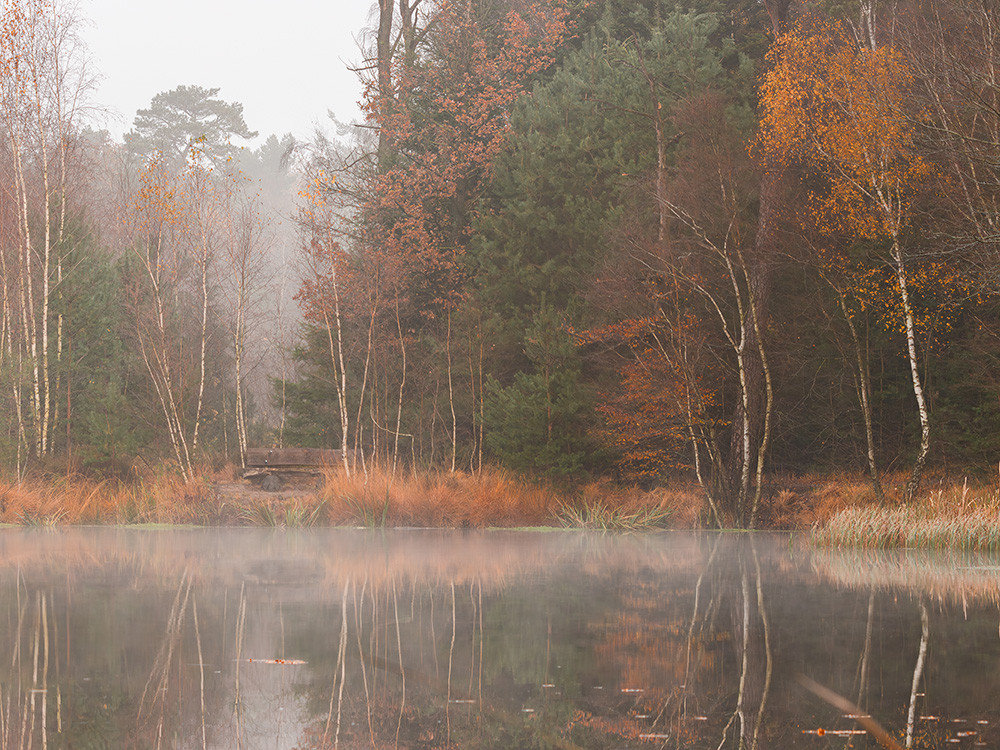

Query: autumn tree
[
  {"left": 289, "top": 0, "right": 569, "bottom": 472},
  {"left": 757, "top": 22, "right": 934, "bottom": 501}
]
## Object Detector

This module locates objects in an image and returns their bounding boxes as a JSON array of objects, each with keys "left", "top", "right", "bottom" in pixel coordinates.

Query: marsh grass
[
  {"left": 554, "top": 500, "right": 672, "bottom": 530},
  {"left": 0, "top": 470, "right": 222, "bottom": 526},
  {"left": 318, "top": 466, "right": 556, "bottom": 527},
  {"left": 814, "top": 478, "right": 1000, "bottom": 551},
  {"left": 16, "top": 463, "right": 990, "bottom": 537}
]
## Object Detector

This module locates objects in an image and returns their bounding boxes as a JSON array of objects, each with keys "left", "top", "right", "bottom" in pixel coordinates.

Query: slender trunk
[
  {"left": 321, "top": 252, "right": 351, "bottom": 475},
  {"left": 190, "top": 215, "right": 210, "bottom": 463},
  {"left": 392, "top": 294, "right": 406, "bottom": 474},
  {"left": 742, "top": 251, "right": 773, "bottom": 529},
  {"left": 11, "top": 132, "right": 42, "bottom": 457},
  {"left": 905, "top": 601, "right": 929, "bottom": 749},
  {"left": 832, "top": 283, "right": 885, "bottom": 501},
  {"left": 35, "top": 62, "right": 53, "bottom": 457},
  {"left": 134, "top": 225, "right": 195, "bottom": 482},
  {"left": 355, "top": 302, "right": 377, "bottom": 477},
  {"left": 894, "top": 238, "right": 930, "bottom": 503},
  {"left": 467, "top": 325, "right": 476, "bottom": 471},
  {"left": 376, "top": 0, "right": 395, "bottom": 172},
  {"left": 477, "top": 312, "right": 484, "bottom": 472},
  {"left": 446, "top": 310, "right": 457, "bottom": 473}
]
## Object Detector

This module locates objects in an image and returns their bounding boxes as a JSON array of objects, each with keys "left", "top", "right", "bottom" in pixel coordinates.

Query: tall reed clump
[
  {"left": 318, "top": 465, "right": 557, "bottom": 527},
  {"left": 814, "top": 479, "right": 1000, "bottom": 551},
  {"left": 0, "top": 472, "right": 225, "bottom": 526},
  {"left": 0, "top": 477, "right": 111, "bottom": 525},
  {"left": 554, "top": 479, "right": 697, "bottom": 530}
]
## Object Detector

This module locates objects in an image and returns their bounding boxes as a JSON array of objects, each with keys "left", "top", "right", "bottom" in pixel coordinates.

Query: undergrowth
[{"left": 813, "top": 478, "right": 1000, "bottom": 551}]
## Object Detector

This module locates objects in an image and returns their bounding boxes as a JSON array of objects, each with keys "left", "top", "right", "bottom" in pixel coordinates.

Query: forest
[{"left": 2, "top": 0, "right": 1000, "bottom": 529}]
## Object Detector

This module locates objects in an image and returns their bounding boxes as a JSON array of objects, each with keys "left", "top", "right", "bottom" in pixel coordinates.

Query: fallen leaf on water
[{"left": 245, "top": 658, "right": 306, "bottom": 665}]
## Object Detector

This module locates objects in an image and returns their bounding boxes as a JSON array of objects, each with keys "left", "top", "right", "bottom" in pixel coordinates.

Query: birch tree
[
  {"left": 757, "top": 23, "right": 934, "bottom": 502},
  {"left": 0, "top": 0, "right": 90, "bottom": 469}
]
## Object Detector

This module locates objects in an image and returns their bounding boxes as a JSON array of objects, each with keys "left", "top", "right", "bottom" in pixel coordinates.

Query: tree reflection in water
[{"left": 0, "top": 528, "right": 997, "bottom": 748}]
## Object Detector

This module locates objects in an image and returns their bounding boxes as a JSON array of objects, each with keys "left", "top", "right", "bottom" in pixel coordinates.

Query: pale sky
[{"left": 78, "top": 0, "right": 374, "bottom": 146}]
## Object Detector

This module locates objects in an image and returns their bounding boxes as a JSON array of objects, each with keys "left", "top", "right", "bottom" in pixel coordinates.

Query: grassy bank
[
  {"left": 3, "top": 466, "right": 997, "bottom": 546},
  {"left": 0, "top": 466, "right": 694, "bottom": 529},
  {"left": 812, "top": 479, "right": 1000, "bottom": 551}
]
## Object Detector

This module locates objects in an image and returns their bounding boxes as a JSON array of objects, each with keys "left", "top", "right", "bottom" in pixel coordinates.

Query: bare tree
[{"left": 0, "top": 0, "right": 91, "bottom": 472}]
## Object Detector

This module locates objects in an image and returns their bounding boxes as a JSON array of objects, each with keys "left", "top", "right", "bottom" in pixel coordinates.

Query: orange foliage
[
  {"left": 583, "top": 312, "right": 715, "bottom": 481},
  {"left": 364, "top": 0, "right": 568, "bottom": 317},
  {"left": 756, "top": 22, "right": 930, "bottom": 240},
  {"left": 294, "top": 170, "right": 358, "bottom": 326},
  {"left": 597, "top": 345, "right": 693, "bottom": 478},
  {"left": 850, "top": 260, "right": 980, "bottom": 345}
]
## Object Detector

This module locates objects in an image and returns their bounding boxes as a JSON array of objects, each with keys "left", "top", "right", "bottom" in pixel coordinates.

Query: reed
[
  {"left": 554, "top": 500, "right": 672, "bottom": 531},
  {"left": 0, "top": 472, "right": 223, "bottom": 525},
  {"left": 814, "top": 479, "right": 1000, "bottom": 551},
  {"left": 318, "top": 465, "right": 557, "bottom": 527}
]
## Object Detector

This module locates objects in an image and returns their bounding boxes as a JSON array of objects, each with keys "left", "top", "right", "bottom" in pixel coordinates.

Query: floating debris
[
  {"left": 522, "top": 708, "right": 535, "bottom": 713},
  {"left": 621, "top": 688, "right": 645, "bottom": 694},
  {"left": 542, "top": 684, "right": 555, "bottom": 688},
  {"left": 448, "top": 699, "right": 476, "bottom": 704},
  {"left": 245, "top": 658, "right": 306, "bottom": 665}
]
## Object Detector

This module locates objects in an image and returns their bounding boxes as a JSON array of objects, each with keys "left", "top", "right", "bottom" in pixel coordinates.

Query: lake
[{"left": 0, "top": 528, "right": 997, "bottom": 748}]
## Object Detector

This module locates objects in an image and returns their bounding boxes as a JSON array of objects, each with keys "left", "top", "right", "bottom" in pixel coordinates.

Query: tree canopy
[{"left": 125, "top": 84, "right": 258, "bottom": 163}]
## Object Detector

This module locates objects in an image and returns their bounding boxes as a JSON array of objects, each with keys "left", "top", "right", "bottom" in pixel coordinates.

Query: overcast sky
[{"left": 78, "top": 0, "right": 373, "bottom": 146}]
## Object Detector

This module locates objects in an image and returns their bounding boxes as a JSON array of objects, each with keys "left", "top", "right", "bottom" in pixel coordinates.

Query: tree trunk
[
  {"left": 376, "top": 0, "right": 395, "bottom": 172},
  {"left": 894, "top": 238, "right": 930, "bottom": 503},
  {"left": 446, "top": 310, "right": 457, "bottom": 473},
  {"left": 831, "top": 282, "right": 885, "bottom": 501}
]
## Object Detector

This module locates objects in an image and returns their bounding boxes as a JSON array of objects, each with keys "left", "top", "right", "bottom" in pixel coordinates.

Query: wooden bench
[{"left": 244, "top": 448, "right": 350, "bottom": 491}]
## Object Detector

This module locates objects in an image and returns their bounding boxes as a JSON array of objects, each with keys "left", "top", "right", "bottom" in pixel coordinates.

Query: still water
[{"left": 0, "top": 528, "right": 997, "bottom": 749}]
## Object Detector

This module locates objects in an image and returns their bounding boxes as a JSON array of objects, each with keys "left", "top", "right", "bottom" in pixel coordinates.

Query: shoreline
[{"left": 1, "top": 468, "right": 997, "bottom": 549}]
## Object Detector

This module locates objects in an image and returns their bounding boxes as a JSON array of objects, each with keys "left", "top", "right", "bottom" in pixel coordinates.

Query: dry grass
[
  {"left": 318, "top": 465, "right": 557, "bottom": 527},
  {"left": 759, "top": 471, "right": 911, "bottom": 529},
  {"left": 5, "top": 464, "right": 684, "bottom": 529},
  {"left": 814, "top": 477, "right": 1000, "bottom": 550},
  {"left": 0, "top": 471, "right": 224, "bottom": 526},
  {"left": 12, "top": 462, "right": 991, "bottom": 539},
  {"left": 558, "top": 479, "right": 702, "bottom": 530}
]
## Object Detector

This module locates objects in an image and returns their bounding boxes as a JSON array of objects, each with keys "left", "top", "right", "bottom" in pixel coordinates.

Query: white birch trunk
[{"left": 894, "top": 237, "right": 931, "bottom": 503}]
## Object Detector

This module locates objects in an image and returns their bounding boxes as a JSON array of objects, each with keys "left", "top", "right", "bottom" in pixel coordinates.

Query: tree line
[{"left": 2, "top": 0, "right": 999, "bottom": 526}]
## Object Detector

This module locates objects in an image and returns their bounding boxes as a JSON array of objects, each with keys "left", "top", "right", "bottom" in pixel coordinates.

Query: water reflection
[{"left": 0, "top": 529, "right": 997, "bottom": 748}]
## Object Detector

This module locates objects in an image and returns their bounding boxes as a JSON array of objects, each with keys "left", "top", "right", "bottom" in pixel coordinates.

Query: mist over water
[{"left": 0, "top": 529, "right": 997, "bottom": 748}]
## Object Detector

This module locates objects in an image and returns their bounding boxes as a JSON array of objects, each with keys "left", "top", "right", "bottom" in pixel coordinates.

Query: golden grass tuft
[
  {"left": 814, "top": 476, "right": 1000, "bottom": 550},
  {"left": 318, "top": 465, "right": 557, "bottom": 527},
  {"left": 0, "top": 472, "right": 221, "bottom": 526},
  {"left": 559, "top": 479, "right": 702, "bottom": 529},
  {"left": 757, "top": 471, "right": 912, "bottom": 529}
]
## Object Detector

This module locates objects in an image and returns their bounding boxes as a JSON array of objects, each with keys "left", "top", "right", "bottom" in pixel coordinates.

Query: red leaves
[{"left": 365, "top": 0, "right": 568, "bottom": 318}]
